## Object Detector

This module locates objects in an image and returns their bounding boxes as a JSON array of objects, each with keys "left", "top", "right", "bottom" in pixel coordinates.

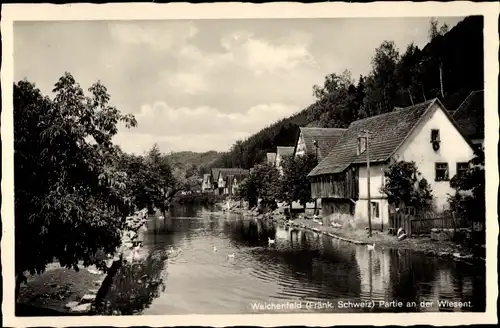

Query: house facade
[
  {"left": 202, "top": 173, "right": 212, "bottom": 192},
  {"left": 275, "top": 146, "right": 294, "bottom": 175},
  {"left": 266, "top": 152, "right": 277, "bottom": 166},
  {"left": 293, "top": 127, "right": 347, "bottom": 211},
  {"left": 215, "top": 168, "right": 250, "bottom": 196},
  {"left": 308, "top": 99, "right": 476, "bottom": 229}
]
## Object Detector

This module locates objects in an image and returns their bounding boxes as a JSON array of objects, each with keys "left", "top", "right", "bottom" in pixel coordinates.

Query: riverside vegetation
[{"left": 14, "top": 73, "right": 201, "bottom": 314}]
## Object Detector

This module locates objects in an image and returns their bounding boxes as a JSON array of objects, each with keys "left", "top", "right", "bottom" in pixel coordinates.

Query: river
[{"left": 101, "top": 204, "right": 485, "bottom": 315}]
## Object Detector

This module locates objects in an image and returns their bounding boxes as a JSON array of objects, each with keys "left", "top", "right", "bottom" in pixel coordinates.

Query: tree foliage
[
  {"left": 14, "top": 73, "right": 187, "bottom": 296},
  {"left": 381, "top": 160, "right": 433, "bottom": 210},
  {"left": 279, "top": 154, "right": 318, "bottom": 207},
  {"left": 448, "top": 150, "right": 485, "bottom": 225},
  {"left": 14, "top": 73, "right": 137, "bottom": 283},
  {"left": 236, "top": 164, "right": 281, "bottom": 211}
]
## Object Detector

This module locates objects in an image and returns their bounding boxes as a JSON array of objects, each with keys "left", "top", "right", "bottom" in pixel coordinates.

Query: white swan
[
  {"left": 227, "top": 253, "right": 235, "bottom": 259},
  {"left": 213, "top": 246, "right": 218, "bottom": 252},
  {"left": 367, "top": 243, "right": 375, "bottom": 251},
  {"left": 159, "top": 215, "right": 165, "bottom": 220},
  {"left": 268, "top": 237, "right": 276, "bottom": 246}
]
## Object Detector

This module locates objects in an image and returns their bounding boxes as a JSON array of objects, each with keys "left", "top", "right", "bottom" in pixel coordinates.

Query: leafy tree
[
  {"left": 14, "top": 73, "right": 137, "bottom": 299},
  {"left": 448, "top": 150, "right": 485, "bottom": 234},
  {"left": 236, "top": 164, "right": 280, "bottom": 211},
  {"left": 381, "top": 160, "right": 433, "bottom": 210},
  {"left": 279, "top": 154, "right": 318, "bottom": 211}
]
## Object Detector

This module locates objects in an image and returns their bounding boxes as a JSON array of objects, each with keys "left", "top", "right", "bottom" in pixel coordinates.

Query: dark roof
[
  {"left": 218, "top": 168, "right": 249, "bottom": 180},
  {"left": 452, "top": 90, "right": 484, "bottom": 140},
  {"left": 211, "top": 168, "right": 222, "bottom": 182},
  {"left": 309, "top": 99, "right": 440, "bottom": 177},
  {"left": 266, "top": 152, "right": 276, "bottom": 164},
  {"left": 294, "top": 127, "right": 346, "bottom": 161},
  {"left": 276, "top": 146, "right": 294, "bottom": 157}
]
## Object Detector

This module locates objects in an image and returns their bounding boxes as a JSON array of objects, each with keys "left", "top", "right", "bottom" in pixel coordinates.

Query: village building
[
  {"left": 224, "top": 173, "right": 248, "bottom": 196},
  {"left": 292, "top": 127, "right": 347, "bottom": 212},
  {"left": 308, "top": 98, "right": 476, "bottom": 229},
  {"left": 275, "top": 146, "right": 295, "bottom": 175},
  {"left": 210, "top": 168, "right": 222, "bottom": 195},
  {"left": 201, "top": 173, "right": 212, "bottom": 192},
  {"left": 452, "top": 90, "right": 484, "bottom": 150},
  {"left": 293, "top": 127, "right": 346, "bottom": 161},
  {"left": 266, "top": 152, "right": 277, "bottom": 166},
  {"left": 215, "top": 168, "right": 250, "bottom": 196}
]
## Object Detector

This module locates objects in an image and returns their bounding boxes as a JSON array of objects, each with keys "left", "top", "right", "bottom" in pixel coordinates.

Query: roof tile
[
  {"left": 309, "top": 99, "right": 437, "bottom": 177},
  {"left": 296, "top": 127, "right": 346, "bottom": 161}
]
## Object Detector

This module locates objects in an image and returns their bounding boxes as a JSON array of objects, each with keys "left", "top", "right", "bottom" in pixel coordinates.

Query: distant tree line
[{"left": 211, "top": 16, "right": 483, "bottom": 170}]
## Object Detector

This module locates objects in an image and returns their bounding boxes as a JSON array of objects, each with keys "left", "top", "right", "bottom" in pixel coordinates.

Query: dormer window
[
  {"left": 431, "top": 129, "right": 440, "bottom": 143},
  {"left": 357, "top": 136, "right": 367, "bottom": 155}
]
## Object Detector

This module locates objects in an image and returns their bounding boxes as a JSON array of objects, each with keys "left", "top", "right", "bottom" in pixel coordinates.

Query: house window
[
  {"left": 435, "top": 162, "right": 449, "bottom": 181},
  {"left": 371, "top": 201, "right": 380, "bottom": 219},
  {"left": 431, "top": 129, "right": 440, "bottom": 143},
  {"left": 456, "top": 162, "right": 469, "bottom": 178}
]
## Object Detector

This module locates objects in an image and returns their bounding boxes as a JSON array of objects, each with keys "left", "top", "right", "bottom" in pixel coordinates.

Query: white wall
[
  {"left": 275, "top": 155, "right": 284, "bottom": 175},
  {"left": 295, "top": 133, "right": 306, "bottom": 157},
  {"left": 396, "top": 103, "right": 475, "bottom": 210},
  {"left": 354, "top": 198, "right": 390, "bottom": 229},
  {"left": 358, "top": 164, "right": 387, "bottom": 199},
  {"left": 355, "top": 164, "right": 390, "bottom": 226}
]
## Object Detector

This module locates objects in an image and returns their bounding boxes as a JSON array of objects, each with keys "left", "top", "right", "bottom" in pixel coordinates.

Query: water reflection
[{"left": 103, "top": 205, "right": 485, "bottom": 314}]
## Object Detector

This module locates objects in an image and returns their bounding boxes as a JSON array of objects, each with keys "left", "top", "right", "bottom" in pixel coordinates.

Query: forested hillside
[
  {"left": 166, "top": 150, "right": 221, "bottom": 175},
  {"left": 210, "top": 16, "right": 483, "bottom": 170}
]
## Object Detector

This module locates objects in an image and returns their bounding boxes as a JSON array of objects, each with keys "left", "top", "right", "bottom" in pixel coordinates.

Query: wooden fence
[{"left": 389, "top": 207, "right": 470, "bottom": 237}]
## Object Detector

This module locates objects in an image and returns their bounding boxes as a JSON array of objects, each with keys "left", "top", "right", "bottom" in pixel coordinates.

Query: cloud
[
  {"left": 130, "top": 101, "right": 298, "bottom": 138},
  {"left": 15, "top": 18, "right": 465, "bottom": 154}
]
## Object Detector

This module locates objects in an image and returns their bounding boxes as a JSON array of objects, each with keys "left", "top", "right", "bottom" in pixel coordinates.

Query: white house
[
  {"left": 201, "top": 173, "right": 212, "bottom": 192},
  {"left": 266, "top": 152, "right": 277, "bottom": 166},
  {"left": 215, "top": 168, "right": 250, "bottom": 196},
  {"left": 308, "top": 98, "right": 476, "bottom": 229}
]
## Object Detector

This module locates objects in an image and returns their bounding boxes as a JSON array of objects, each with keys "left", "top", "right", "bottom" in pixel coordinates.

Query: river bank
[
  {"left": 223, "top": 201, "right": 484, "bottom": 265},
  {"left": 16, "top": 209, "right": 149, "bottom": 316}
]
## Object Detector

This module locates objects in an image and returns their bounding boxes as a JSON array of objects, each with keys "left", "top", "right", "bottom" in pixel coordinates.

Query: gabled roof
[
  {"left": 276, "top": 146, "right": 294, "bottom": 157},
  {"left": 266, "top": 152, "right": 276, "bottom": 164},
  {"left": 452, "top": 90, "right": 484, "bottom": 140},
  {"left": 309, "top": 99, "right": 452, "bottom": 177},
  {"left": 211, "top": 168, "right": 222, "bottom": 183},
  {"left": 293, "top": 127, "right": 346, "bottom": 161}
]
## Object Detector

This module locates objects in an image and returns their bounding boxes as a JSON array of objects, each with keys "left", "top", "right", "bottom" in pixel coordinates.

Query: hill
[
  {"left": 166, "top": 151, "right": 221, "bottom": 175},
  {"left": 210, "top": 15, "right": 483, "bottom": 170}
]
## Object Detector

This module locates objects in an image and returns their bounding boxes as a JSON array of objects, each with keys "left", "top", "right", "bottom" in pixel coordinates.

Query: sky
[{"left": 14, "top": 17, "right": 464, "bottom": 155}]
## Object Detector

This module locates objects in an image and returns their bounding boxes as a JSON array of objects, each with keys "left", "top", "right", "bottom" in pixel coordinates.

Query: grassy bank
[{"left": 16, "top": 262, "right": 106, "bottom": 316}]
